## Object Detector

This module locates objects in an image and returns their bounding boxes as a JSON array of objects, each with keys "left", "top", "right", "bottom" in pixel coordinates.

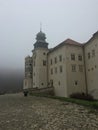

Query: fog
[
  {"left": 0, "top": 69, "right": 23, "bottom": 93},
  {"left": 0, "top": 0, "right": 98, "bottom": 92}
]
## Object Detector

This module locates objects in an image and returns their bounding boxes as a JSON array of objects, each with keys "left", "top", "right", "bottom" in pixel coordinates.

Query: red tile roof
[
  {"left": 48, "top": 38, "right": 83, "bottom": 53},
  {"left": 64, "top": 38, "right": 82, "bottom": 46}
]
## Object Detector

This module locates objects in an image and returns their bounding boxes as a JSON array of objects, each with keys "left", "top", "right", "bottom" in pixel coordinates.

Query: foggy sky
[{"left": 0, "top": 0, "right": 98, "bottom": 70}]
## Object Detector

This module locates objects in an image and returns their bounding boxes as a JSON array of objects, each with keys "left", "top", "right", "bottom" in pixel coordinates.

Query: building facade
[{"left": 23, "top": 30, "right": 98, "bottom": 99}]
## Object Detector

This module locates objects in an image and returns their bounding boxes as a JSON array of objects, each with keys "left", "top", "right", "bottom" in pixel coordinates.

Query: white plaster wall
[
  {"left": 48, "top": 46, "right": 68, "bottom": 97},
  {"left": 23, "top": 56, "right": 33, "bottom": 89},
  {"left": 23, "top": 78, "right": 32, "bottom": 90},
  {"left": 33, "top": 48, "right": 49, "bottom": 88},
  {"left": 84, "top": 37, "right": 98, "bottom": 99},
  {"left": 65, "top": 45, "right": 86, "bottom": 96}
]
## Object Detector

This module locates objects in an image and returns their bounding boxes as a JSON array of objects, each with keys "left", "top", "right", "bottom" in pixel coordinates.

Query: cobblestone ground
[{"left": 0, "top": 93, "right": 98, "bottom": 130}]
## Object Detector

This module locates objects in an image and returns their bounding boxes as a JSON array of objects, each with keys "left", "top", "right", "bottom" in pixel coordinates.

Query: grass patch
[
  {"left": 70, "top": 92, "right": 94, "bottom": 101},
  {"left": 30, "top": 93, "right": 98, "bottom": 110}
]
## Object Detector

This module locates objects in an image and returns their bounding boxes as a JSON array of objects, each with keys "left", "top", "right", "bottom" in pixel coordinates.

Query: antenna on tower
[{"left": 40, "top": 22, "right": 42, "bottom": 32}]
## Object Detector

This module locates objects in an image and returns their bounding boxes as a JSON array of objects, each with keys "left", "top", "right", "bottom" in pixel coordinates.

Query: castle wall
[
  {"left": 23, "top": 78, "right": 32, "bottom": 90},
  {"left": 23, "top": 56, "right": 32, "bottom": 90},
  {"left": 48, "top": 46, "right": 68, "bottom": 97},
  {"left": 84, "top": 36, "right": 98, "bottom": 99},
  {"left": 32, "top": 48, "right": 49, "bottom": 88},
  {"left": 65, "top": 45, "right": 86, "bottom": 96},
  {"left": 23, "top": 31, "right": 98, "bottom": 99}
]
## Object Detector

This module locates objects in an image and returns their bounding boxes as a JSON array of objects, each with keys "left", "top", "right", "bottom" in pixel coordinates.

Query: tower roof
[
  {"left": 36, "top": 30, "right": 46, "bottom": 41},
  {"left": 34, "top": 30, "right": 48, "bottom": 49}
]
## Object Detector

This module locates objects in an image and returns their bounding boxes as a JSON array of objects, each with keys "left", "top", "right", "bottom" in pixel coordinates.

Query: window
[
  {"left": 55, "top": 67, "right": 57, "bottom": 73},
  {"left": 75, "top": 81, "right": 78, "bottom": 85},
  {"left": 60, "top": 66, "right": 63, "bottom": 73},
  {"left": 58, "top": 81, "right": 60, "bottom": 86},
  {"left": 92, "top": 68, "right": 94, "bottom": 71},
  {"left": 48, "top": 82, "right": 50, "bottom": 85},
  {"left": 71, "top": 54, "right": 75, "bottom": 60},
  {"left": 72, "top": 64, "right": 76, "bottom": 72},
  {"left": 88, "top": 52, "right": 90, "bottom": 59},
  {"left": 79, "top": 65, "right": 83, "bottom": 72},
  {"left": 78, "top": 55, "right": 82, "bottom": 61},
  {"left": 59, "top": 55, "right": 62, "bottom": 62},
  {"left": 50, "top": 59, "right": 52, "bottom": 65},
  {"left": 88, "top": 69, "right": 90, "bottom": 72},
  {"left": 54, "top": 57, "right": 57, "bottom": 64},
  {"left": 51, "top": 68, "right": 53, "bottom": 75},
  {"left": 92, "top": 50, "right": 95, "bottom": 57},
  {"left": 43, "top": 52, "right": 46, "bottom": 55},
  {"left": 43, "top": 60, "right": 46, "bottom": 66}
]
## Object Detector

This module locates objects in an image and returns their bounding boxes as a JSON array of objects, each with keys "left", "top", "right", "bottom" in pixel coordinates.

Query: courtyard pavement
[{"left": 0, "top": 93, "right": 98, "bottom": 130}]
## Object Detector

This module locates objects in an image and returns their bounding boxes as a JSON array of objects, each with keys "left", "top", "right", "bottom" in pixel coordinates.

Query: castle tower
[
  {"left": 23, "top": 56, "right": 32, "bottom": 90},
  {"left": 32, "top": 30, "right": 49, "bottom": 88}
]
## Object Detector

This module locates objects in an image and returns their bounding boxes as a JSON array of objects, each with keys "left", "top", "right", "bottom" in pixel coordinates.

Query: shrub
[{"left": 70, "top": 92, "right": 94, "bottom": 101}]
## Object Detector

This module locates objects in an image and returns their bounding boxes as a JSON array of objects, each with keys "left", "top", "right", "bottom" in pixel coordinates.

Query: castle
[{"left": 23, "top": 29, "right": 98, "bottom": 99}]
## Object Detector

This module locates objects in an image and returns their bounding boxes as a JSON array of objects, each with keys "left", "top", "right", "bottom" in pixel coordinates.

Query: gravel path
[{"left": 0, "top": 93, "right": 98, "bottom": 130}]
